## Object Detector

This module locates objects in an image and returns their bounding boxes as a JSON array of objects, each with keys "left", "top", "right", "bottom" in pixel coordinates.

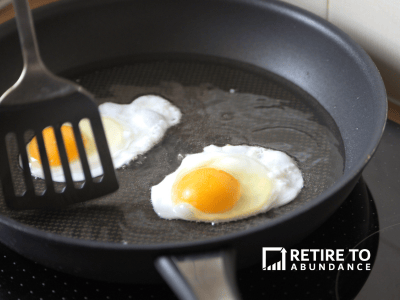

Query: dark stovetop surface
[{"left": 0, "top": 120, "right": 399, "bottom": 300}]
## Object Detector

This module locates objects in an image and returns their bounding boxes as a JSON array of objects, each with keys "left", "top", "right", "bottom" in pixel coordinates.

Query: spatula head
[{"left": 0, "top": 91, "right": 119, "bottom": 210}]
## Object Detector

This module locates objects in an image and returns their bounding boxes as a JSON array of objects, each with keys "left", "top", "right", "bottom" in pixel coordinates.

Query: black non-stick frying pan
[{"left": 0, "top": 0, "right": 387, "bottom": 299}]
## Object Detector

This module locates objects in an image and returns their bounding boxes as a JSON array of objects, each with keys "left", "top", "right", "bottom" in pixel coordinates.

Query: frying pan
[{"left": 0, "top": 0, "right": 386, "bottom": 299}]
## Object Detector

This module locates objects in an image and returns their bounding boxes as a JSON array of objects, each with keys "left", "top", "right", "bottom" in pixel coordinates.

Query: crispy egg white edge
[
  {"left": 151, "top": 145, "right": 304, "bottom": 223},
  {"left": 25, "top": 95, "right": 182, "bottom": 182}
]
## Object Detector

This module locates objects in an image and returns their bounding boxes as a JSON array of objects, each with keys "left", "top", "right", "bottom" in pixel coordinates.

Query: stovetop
[{"left": 0, "top": 119, "right": 398, "bottom": 300}]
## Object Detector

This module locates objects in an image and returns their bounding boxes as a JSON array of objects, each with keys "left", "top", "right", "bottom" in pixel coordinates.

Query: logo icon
[{"left": 262, "top": 247, "right": 287, "bottom": 270}]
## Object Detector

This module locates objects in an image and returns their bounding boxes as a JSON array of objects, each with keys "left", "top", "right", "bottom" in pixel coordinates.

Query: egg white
[
  {"left": 26, "top": 95, "right": 182, "bottom": 182},
  {"left": 151, "top": 145, "right": 303, "bottom": 223}
]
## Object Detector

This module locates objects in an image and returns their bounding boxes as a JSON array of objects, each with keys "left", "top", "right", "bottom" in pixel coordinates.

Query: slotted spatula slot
[
  {"left": 22, "top": 129, "right": 44, "bottom": 196},
  {"left": 87, "top": 116, "right": 115, "bottom": 184},
  {"left": 51, "top": 125, "right": 75, "bottom": 191},
  {"left": 35, "top": 128, "right": 56, "bottom": 196},
  {"left": 61, "top": 121, "right": 87, "bottom": 189},
  {"left": 78, "top": 118, "right": 104, "bottom": 183},
  {"left": 5, "top": 132, "right": 27, "bottom": 197}
]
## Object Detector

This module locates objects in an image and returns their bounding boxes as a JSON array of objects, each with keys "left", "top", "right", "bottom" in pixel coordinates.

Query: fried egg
[
  {"left": 151, "top": 145, "right": 303, "bottom": 223},
  {"left": 25, "top": 95, "right": 181, "bottom": 182}
]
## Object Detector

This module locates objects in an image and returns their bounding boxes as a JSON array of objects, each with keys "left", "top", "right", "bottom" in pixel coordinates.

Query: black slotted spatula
[{"left": 0, "top": 0, "right": 119, "bottom": 210}]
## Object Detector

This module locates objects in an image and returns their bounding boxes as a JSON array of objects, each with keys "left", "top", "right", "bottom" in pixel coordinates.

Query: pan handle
[{"left": 155, "top": 249, "right": 242, "bottom": 300}]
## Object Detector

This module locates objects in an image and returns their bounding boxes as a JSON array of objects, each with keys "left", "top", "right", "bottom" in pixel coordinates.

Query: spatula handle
[
  {"left": 12, "top": 0, "right": 43, "bottom": 70},
  {"left": 1, "top": 0, "right": 79, "bottom": 105}
]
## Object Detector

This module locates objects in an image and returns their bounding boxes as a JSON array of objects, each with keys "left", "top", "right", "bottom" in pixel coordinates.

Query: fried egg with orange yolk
[
  {"left": 25, "top": 95, "right": 181, "bottom": 182},
  {"left": 151, "top": 145, "right": 303, "bottom": 223}
]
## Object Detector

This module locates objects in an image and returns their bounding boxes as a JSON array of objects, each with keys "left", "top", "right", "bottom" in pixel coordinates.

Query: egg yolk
[
  {"left": 28, "top": 125, "right": 88, "bottom": 167},
  {"left": 172, "top": 168, "right": 241, "bottom": 214}
]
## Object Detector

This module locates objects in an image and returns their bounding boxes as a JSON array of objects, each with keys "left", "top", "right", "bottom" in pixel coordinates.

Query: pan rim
[{"left": 0, "top": 0, "right": 387, "bottom": 252}]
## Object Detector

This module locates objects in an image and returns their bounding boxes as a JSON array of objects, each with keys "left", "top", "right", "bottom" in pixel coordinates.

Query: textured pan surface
[{"left": 0, "top": 59, "right": 344, "bottom": 244}]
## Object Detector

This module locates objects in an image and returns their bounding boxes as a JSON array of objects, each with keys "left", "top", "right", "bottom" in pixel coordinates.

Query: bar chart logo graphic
[{"left": 262, "top": 247, "right": 287, "bottom": 271}]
